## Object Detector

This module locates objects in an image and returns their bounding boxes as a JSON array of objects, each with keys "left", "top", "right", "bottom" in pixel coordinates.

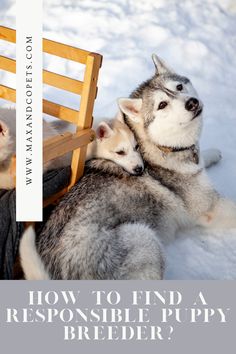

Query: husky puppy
[
  {"left": 20, "top": 55, "right": 232, "bottom": 280},
  {"left": 88, "top": 119, "right": 144, "bottom": 174},
  {"left": 56, "top": 118, "right": 144, "bottom": 175}
]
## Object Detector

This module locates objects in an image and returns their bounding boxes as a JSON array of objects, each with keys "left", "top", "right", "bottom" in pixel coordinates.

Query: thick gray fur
[{"left": 26, "top": 58, "right": 222, "bottom": 280}]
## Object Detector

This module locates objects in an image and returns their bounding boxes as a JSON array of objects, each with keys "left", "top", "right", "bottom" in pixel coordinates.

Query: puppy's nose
[
  {"left": 185, "top": 98, "right": 199, "bottom": 111},
  {"left": 133, "top": 165, "right": 143, "bottom": 175}
]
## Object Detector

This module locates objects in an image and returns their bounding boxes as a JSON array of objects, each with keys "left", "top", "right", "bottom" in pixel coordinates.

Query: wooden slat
[
  {"left": 0, "top": 26, "right": 16, "bottom": 43},
  {"left": 43, "top": 99, "right": 79, "bottom": 123},
  {"left": 0, "top": 55, "right": 15, "bottom": 73},
  {"left": 0, "top": 56, "right": 83, "bottom": 95},
  {"left": 43, "top": 38, "right": 90, "bottom": 64},
  {"left": 78, "top": 53, "right": 102, "bottom": 127},
  {"left": 0, "top": 85, "right": 80, "bottom": 123},
  {"left": 69, "top": 53, "right": 102, "bottom": 188},
  {"left": 0, "top": 84, "right": 16, "bottom": 102},
  {"left": 0, "top": 26, "right": 96, "bottom": 64},
  {"left": 43, "top": 129, "right": 95, "bottom": 163},
  {"left": 43, "top": 70, "right": 83, "bottom": 94},
  {"left": 43, "top": 132, "right": 72, "bottom": 151},
  {"left": 11, "top": 155, "right": 16, "bottom": 187}
]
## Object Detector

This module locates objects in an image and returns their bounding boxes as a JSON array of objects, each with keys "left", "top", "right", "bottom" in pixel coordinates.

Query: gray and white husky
[{"left": 20, "top": 55, "right": 232, "bottom": 280}]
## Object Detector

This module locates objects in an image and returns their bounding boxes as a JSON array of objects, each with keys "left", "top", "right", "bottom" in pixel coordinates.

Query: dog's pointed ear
[
  {"left": 0, "top": 120, "right": 8, "bottom": 134},
  {"left": 96, "top": 121, "right": 113, "bottom": 139},
  {"left": 152, "top": 54, "right": 174, "bottom": 75},
  {"left": 118, "top": 98, "right": 142, "bottom": 123},
  {"left": 115, "top": 109, "right": 125, "bottom": 124}
]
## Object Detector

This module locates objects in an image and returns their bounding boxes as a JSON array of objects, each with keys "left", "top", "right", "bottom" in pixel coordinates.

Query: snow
[{"left": 0, "top": 0, "right": 236, "bottom": 279}]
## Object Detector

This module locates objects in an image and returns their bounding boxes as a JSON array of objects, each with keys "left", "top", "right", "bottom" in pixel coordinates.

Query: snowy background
[{"left": 0, "top": 0, "right": 236, "bottom": 279}]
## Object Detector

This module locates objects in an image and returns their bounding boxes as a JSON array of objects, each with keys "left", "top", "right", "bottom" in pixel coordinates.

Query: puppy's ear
[
  {"left": 152, "top": 54, "right": 174, "bottom": 75},
  {"left": 0, "top": 120, "right": 8, "bottom": 135},
  {"left": 115, "top": 109, "right": 125, "bottom": 124},
  {"left": 96, "top": 121, "right": 113, "bottom": 139},
  {"left": 118, "top": 98, "right": 142, "bottom": 123}
]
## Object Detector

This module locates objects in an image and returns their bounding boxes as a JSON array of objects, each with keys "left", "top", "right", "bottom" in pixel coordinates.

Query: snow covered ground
[{"left": 0, "top": 0, "right": 236, "bottom": 279}]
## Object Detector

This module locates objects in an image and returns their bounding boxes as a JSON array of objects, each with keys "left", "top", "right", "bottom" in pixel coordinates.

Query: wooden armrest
[
  {"left": 10, "top": 155, "right": 16, "bottom": 171},
  {"left": 43, "top": 128, "right": 95, "bottom": 163},
  {"left": 9, "top": 129, "right": 94, "bottom": 189},
  {"left": 10, "top": 155, "right": 16, "bottom": 186}
]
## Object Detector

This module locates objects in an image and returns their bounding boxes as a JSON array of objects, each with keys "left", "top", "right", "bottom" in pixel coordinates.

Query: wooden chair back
[{"left": 0, "top": 26, "right": 102, "bottom": 204}]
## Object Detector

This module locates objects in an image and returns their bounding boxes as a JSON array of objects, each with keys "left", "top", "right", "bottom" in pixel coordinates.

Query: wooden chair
[{"left": 0, "top": 25, "right": 102, "bottom": 206}]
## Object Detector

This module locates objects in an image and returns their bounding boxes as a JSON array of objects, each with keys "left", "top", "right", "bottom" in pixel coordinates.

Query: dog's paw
[
  {"left": 209, "top": 148, "right": 222, "bottom": 163},
  {"left": 203, "top": 148, "right": 222, "bottom": 168}
]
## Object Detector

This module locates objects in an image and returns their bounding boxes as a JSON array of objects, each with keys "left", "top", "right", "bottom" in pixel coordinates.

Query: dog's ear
[
  {"left": 0, "top": 119, "right": 8, "bottom": 135},
  {"left": 115, "top": 109, "right": 125, "bottom": 124},
  {"left": 96, "top": 121, "right": 114, "bottom": 140},
  {"left": 118, "top": 98, "right": 142, "bottom": 123},
  {"left": 152, "top": 54, "right": 174, "bottom": 75}
]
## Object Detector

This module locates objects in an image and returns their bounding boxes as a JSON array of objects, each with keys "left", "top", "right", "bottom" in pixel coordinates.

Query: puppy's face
[{"left": 95, "top": 120, "right": 144, "bottom": 175}]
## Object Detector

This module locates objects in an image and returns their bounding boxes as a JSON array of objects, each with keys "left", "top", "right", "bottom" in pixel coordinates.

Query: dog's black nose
[
  {"left": 185, "top": 98, "right": 199, "bottom": 111},
  {"left": 133, "top": 166, "right": 143, "bottom": 175}
]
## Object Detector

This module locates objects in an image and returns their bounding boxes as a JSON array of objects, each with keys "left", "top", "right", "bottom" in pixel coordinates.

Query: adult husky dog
[{"left": 20, "top": 55, "right": 231, "bottom": 280}]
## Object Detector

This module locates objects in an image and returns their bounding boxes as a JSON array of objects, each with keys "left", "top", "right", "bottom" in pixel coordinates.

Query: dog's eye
[
  {"left": 176, "top": 84, "right": 183, "bottom": 91},
  {"left": 158, "top": 101, "right": 168, "bottom": 110},
  {"left": 134, "top": 144, "right": 139, "bottom": 151},
  {"left": 116, "top": 150, "right": 126, "bottom": 156}
]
